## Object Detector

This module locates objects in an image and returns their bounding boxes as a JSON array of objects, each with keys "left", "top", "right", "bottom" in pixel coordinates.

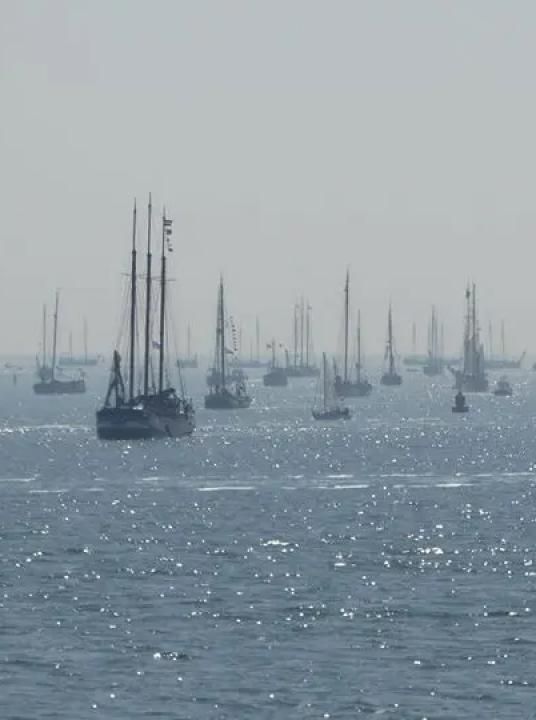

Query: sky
[{"left": 1, "top": 0, "right": 535, "bottom": 360}]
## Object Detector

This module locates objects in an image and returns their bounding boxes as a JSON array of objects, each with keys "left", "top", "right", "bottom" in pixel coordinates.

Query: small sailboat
[
  {"left": 263, "top": 339, "right": 288, "bottom": 386},
  {"left": 380, "top": 304, "right": 402, "bottom": 386},
  {"left": 96, "top": 198, "right": 195, "bottom": 440},
  {"left": 33, "top": 292, "right": 86, "bottom": 395},
  {"left": 493, "top": 376, "right": 513, "bottom": 397},
  {"left": 334, "top": 272, "right": 372, "bottom": 397},
  {"left": 452, "top": 390, "right": 469, "bottom": 413},
  {"left": 205, "top": 277, "right": 252, "bottom": 409},
  {"left": 312, "top": 353, "right": 351, "bottom": 420}
]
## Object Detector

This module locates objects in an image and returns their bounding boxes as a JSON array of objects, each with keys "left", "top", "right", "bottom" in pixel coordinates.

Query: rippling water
[{"left": 1, "top": 365, "right": 536, "bottom": 718}]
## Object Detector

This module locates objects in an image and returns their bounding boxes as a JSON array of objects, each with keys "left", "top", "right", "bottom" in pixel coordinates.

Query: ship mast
[
  {"left": 256, "top": 316, "right": 260, "bottom": 364},
  {"left": 300, "top": 297, "right": 304, "bottom": 368},
  {"left": 357, "top": 309, "right": 361, "bottom": 384},
  {"left": 343, "top": 271, "right": 349, "bottom": 383},
  {"left": 42, "top": 304, "right": 47, "bottom": 369},
  {"left": 306, "top": 302, "right": 311, "bottom": 368},
  {"left": 143, "top": 194, "right": 152, "bottom": 397},
  {"left": 293, "top": 304, "right": 298, "bottom": 368},
  {"left": 129, "top": 200, "right": 137, "bottom": 401},
  {"left": 51, "top": 291, "right": 59, "bottom": 381},
  {"left": 387, "top": 303, "right": 394, "bottom": 375},
  {"left": 158, "top": 209, "right": 168, "bottom": 393},
  {"left": 219, "top": 277, "right": 226, "bottom": 389},
  {"left": 83, "top": 317, "right": 88, "bottom": 365},
  {"left": 322, "top": 352, "right": 327, "bottom": 411}
]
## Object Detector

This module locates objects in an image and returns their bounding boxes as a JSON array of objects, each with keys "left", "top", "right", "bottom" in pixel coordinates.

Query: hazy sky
[{"left": 1, "top": 0, "right": 535, "bottom": 359}]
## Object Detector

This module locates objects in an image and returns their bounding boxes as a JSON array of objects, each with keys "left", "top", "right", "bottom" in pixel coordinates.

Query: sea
[{"left": 1, "top": 362, "right": 536, "bottom": 719}]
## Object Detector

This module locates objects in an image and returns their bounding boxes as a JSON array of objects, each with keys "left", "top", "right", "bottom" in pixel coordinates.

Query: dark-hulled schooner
[
  {"left": 96, "top": 198, "right": 195, "bottom": 440},
  {"left": 205, "top": 277, "right": 252, "bottom": 409}
]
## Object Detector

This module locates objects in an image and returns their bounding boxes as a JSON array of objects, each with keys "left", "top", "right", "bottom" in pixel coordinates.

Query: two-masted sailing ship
[
  {"left": 380, "top": 304, "right": 402, "bottom": 386},
  {"left": 334, "top": 271, "right": 372, "bottom": 397},
  {"left": 205, "top": 278, "right": 252, "bottom": 409},
  {"left": 263, "top": 339, "right": 288, "bottom": 386},
  {"left": 34, "top": 292, "right": 86, "bottom": 395},
  {"left": 96, "top": 198, "right": 195, "bottom": 440},
  {"left": 312, "top": 353, "right": 351, "bottom": 420},
  {"left": 449, "top": 284, "right": 488, "bottom": 392}
]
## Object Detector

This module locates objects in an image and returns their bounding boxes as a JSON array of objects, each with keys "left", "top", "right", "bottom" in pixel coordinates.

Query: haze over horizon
[{"left": 1, "top": 0, "right": 535, "bottom": 360}]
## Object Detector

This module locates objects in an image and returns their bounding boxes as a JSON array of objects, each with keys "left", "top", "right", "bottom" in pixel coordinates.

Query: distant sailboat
[
  {"left": 380, "top": 304, "right": 402, "bottom": 386},
  {"left": 423, "top": 306, "right": 443, "bottom": 376},
  {"left": 33, "top": 292, "right": 86, "bottom": 395},
  {"left": 486, "top": 321, "right": 525, "bottom": 370},
  {"left": 177, "top": 325, "right": 199, "bottom": 369},
  {"left": 449, "top": 284, "right": 488, "bottom": 392},
  {"left": 312, "top": 353, "right": 351, "bottom": 420},
  {"left": 96, "top": 198, "right": 195, "bottom": 439},
  {"left": 334, "top": 272, "right": 372, "bottom": 397},
  {"left": 205, "top": 277, "right": 252, "bottom": 409},
  {"left": 59, "top": 318, "right": 99, "bottom": 367},
  {"left": 238, "top": 317, "right": 266, "bottom": 368},
  {"left": 286, "top": 299, "right": 320, "bottom": 377},
  {"left": 263, "top": 339, "right": 288, "bottom": 386}
]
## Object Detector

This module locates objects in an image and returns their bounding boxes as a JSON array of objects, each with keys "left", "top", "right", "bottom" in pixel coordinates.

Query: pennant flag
[{"left": 152, "top": 340, "right": 161, "bottom": 349}]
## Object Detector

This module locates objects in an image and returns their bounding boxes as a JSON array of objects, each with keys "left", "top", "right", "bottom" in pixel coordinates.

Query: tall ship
[
  {"left": 334, "top": 271, "right": 372, "bottom": 397},
  {"left": 380, "top": 303, "right": 402, "bottom": 386},
  {"left": 423, "top": 306, "right": 444, "bottom": 376},
  {"left": 205, "top": 277, "right": 252, "bottom": 409},
  {"left": 177, "top": 325, "right": 199, "bottom": 369},
  {"left": 263, "top": 339, "right": 288, "bottom": 386},
  {"left": 96, "top": 198, "right": 195, "bottom": 440},
  {"left": 59, "top": 319, "right": 100, "bottom": 367},
  {"left": 286, "top": 298, "right": 320, "bottom": 377},
  {"left": 34, "top": 292, "right": 86, "bottom": 395},
  {"left": 449, "top": 284, "right": 488, "bottom": 392}
]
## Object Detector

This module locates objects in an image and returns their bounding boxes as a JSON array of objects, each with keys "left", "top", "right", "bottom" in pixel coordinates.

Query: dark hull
[
  {"left": 312, "top": 407, "right": 351, "bottom": 420},
  {"left": 452, "top": 405, "right": 469, "bottom": 413},
  {"left": 33, "top": 379, "right": 86, "bottom": 395},
  {"left": 263, "top": 370, "right": 288, "bottom": 387},
  {"left": 380, "top": 373, "right": 402, "bottom": 386},
  {"left": 494, "top": 389, "right": 513, "bottom": 397},
  {"left": 449, "top": 368, "right": 488, "bottom": 392},
  {"left": 204, "top": 391, "right": 252, "bottom": 409},
  {"left": 335, "top": 380, "right": 372, "bottom": 397},
  {"left": 96, "top": 406, "right": 195, "bottom": 440}
]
